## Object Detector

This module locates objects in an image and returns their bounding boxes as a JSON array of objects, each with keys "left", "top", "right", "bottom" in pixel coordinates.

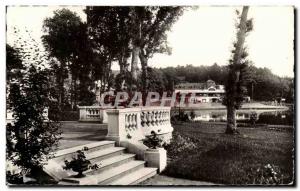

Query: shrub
[
  {"left": 7, "top": 65, "right": 61, "bottom": 182},
  {"left": 164, "top": 131, "right": 197, "bottom": 160},
  {"left": 143, "top": 131, "right": 165, "bottom": 149}
]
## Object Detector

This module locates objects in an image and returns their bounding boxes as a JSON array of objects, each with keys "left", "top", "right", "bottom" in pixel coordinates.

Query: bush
[
  {"left": 6, "top": 171, "right": 23, "bottom": 184},
  {"left": 7, "top": 65, "right": 61, "bottom": 182},
  {"left": 164, "top": 131, "right": 197, "bottom": 160}
]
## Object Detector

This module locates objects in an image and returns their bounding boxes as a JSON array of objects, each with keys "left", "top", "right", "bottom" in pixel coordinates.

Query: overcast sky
[{"left": 6, "top": 6, "right": 294, "bottom": 77}]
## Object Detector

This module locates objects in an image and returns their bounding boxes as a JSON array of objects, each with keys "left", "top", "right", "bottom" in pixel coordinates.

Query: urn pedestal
[{"left": 144, "top": 148, "right": 167, "bottom": 173}]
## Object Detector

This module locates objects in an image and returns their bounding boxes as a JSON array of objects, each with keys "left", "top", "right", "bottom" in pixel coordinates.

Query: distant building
[{"left": 175, "top": 80, "right": 225, "bottom": 103}]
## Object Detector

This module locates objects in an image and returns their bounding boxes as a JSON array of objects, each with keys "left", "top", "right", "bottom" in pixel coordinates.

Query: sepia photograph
[{"left": 5, "top": 4, "right": 295, "bottom": 186}]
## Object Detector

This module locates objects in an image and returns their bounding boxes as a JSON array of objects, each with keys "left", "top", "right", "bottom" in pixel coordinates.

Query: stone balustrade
[
  {"left": 106, "top": 107, "right": 173, "bottom": 144},
  {"left": 78, "top": 106, "right": 110, "bottom": 123}
]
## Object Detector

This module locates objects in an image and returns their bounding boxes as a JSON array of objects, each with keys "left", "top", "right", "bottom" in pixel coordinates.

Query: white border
[{"left": 1, "top": 1, "right": 298, "bottom": 191}]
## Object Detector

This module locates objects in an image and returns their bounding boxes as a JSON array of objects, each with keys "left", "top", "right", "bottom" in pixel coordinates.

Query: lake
[{"left": 172, "top": 107, "right": 294, "bottom": 126}]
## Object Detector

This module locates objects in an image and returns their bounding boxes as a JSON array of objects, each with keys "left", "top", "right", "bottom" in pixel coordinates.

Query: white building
[{"left": 175, "top": 80, "right": 225, "bottom": 103}]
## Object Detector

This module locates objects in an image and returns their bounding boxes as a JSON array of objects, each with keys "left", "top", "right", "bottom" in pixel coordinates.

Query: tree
[
  {"left": 86, "top": 7, "right": 132, "bottom": 93},
  {"left": 141, "top": 67, "right": 166, "bottom": 92},
  {"left": 7, "top": 66, "right": 61, "bottom": 175},
  {"left": 6, "top": 34, "right": 61, "bottom": 181},
  {"left": 6, "top": 44, "right": 23, "bottom": 110},
  {"left": 86, "top": 6, "right": 186, "bottom": 96},
  {"left": 42, "top": 8, "right": 88, "bottom": 109},
  {"left": 130, "top": 7, "right": 185, "bottom": 99},
  {"left": 223, "top": 6, "right": 253, "bottom": 134},
  {"left": 6, "top": 44, "right": 23, "bottom": 82}
]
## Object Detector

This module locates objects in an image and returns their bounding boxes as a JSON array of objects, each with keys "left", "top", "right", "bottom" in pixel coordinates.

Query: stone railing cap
[
  {"left": 77, "top": 105, "right": 119, "bottom": 109},
  {"left": 141, "top": 106, "right": 171, "bottom": 111},
  {"left": 106, "top": 107, "right": 142, "bottom": 114},
  {"left": 106, "top": 106, "right": 171, "bottom": 114}
]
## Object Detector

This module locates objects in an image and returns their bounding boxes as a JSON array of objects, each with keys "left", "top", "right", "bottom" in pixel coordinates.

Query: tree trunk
[
  {"left": 130, "top": 8, "right": 142, "bottom": 91},
  {"left": 131, "top": 45, "right": 140, "bottom": 89},
  {"left": 232, "top": 7, "right": 249, "bottom": 64},
  {"left": 58, "top": 65, "right": 65, "bottom": 110},
  {"left": 74, "top": 77, "right": 78, "bottom": 109},
  {"left": 226, "top": 104, "right": 237, "bottom": 134},
  {"left": 225, "top": 6, "right": 249, "bottom": 134},
  {"left": 139, "top": 51, "right": 148, "bottom": 105}
]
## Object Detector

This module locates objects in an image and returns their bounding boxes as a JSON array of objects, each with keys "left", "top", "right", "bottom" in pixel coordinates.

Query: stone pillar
[
  {"left": 101, "top": 109, "right": 108, "bottom": 123},
  {"left": 78, "top": 106, "right": 87, "bottom": 121},
  {"left": 106, "top": 109, "right": 127, "bottom": 145},
  {"left": 144, "top": 148, "right": 167, "bottom": 173}
]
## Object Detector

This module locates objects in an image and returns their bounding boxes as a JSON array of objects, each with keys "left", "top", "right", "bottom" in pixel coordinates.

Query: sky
[{"left": 6, "top": 6, "right": 294, "bottom": 77}]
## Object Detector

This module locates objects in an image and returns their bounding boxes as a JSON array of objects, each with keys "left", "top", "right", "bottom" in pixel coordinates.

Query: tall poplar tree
[{"left": 223, "top": 6, "right": 253, "bottom": 134}]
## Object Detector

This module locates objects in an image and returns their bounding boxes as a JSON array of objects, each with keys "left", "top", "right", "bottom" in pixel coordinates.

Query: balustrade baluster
[
  {"left": 141, "top": 112, "right": 145, "bottom": 127},
  {"left": 154, "top": 111, "right": 158, "bottom": 126},
  {"left": 125, "top": 114, "right": 129, "bottom": 131},
  {"left": 133, "top": 114, "right": 137, "bottom": 129},
  {"left": 129, "top": 114, "right": 133, "bottom": 131},
  {"left": 146, "top": 112, "right": 150, "bottom": 127}
]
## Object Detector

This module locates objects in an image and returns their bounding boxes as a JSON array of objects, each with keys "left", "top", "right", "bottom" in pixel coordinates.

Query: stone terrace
[{"left": 58, "top": 122, "right": 107, "bottom": 150}]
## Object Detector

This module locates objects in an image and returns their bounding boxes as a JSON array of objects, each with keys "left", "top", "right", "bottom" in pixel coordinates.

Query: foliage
[
  {"left": 42, "top": 8, "right": 95, "bottom": 109},
  {"left": 190, "top": 110, "right": 196, "bottom": 120},
  {"left": 114, "top": 71, "right": 133, "bottom": 91},
  {"left": 143, "top": 131, "right": 164, "bottom": 149},
  {"left": 131, "top": 6, "right": 186, "bottom": 93},
  {"left": 63, "top": 149, "right": 99, "bottom": 178},
  {"left": 158, "top": 63, "right": 293, "bottom": 102},
  {"left": 245, "top": 164, "right": 284, "bottom": 184},
  {"left": 172, "top": 110, "right": 190, "bottom": 122},
  {"left": 249, "top": 112, "right": 258, "bottom": 127},
  {"left": 223, "top": 7, "right": 253, "bottom": 110},
  {"left": 42, "top": 9, "right": 83, "bottom": 63},
  {"left": 137, "top": 67, "right": 167, "bottom": 92},
  {"left": 86, "top": 6, "right": 186, "bottom": 94},
  {"left": 86, "top": 7, "right": 132, "bottom": 91},
  {"left": 6, "top": 44, "right": 23, "bottom": 82},
  {"left": 7, "top": 29, "right": 61, "bottom": 176},
  {"left": 164, "top": 131, "right": 197, "bottom": 160},
  {"left": 6, "top": 171, "right": 23, "bottom": 184},
  {"left": 7, "top": 65, "right": 61, "bottom": 172}
]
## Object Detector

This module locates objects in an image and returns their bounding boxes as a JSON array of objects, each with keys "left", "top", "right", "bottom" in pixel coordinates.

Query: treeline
[
  {"left": 40, "top": 7, "right": 185, "bottom": 109},
  {"left": 7, "top": 7, "right": 294, "bottom": 110},
  {"left": 154, "top": 63, "right": 294, "bottom": 102}
]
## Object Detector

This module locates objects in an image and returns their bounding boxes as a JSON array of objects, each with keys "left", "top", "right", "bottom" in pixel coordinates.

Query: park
[{"left": 6, "top": 6, "right": 294, "bottom": 186}]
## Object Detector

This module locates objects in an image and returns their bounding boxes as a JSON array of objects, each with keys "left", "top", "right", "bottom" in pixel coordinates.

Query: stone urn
[
  {"left": 69, "top": 160, "right": 90, "bottom": 178},
  {"left": 63, "top": 150, "right": 91, "bottom": 178}
]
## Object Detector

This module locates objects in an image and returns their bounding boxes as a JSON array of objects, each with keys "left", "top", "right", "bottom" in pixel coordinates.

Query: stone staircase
[{"left": 46, "top": 141, "right": 157, "bottom": 185}]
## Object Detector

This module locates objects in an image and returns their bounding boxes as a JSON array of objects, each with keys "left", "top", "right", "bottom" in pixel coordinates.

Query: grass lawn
[{"left": 163, "top": 122, "right": 294, "bottom": 185}]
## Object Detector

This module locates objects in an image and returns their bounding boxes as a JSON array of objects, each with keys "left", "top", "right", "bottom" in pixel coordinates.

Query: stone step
[
  {"left": 108, "top": 167, "right": 157, "bottom": 185},
  {"left": 62, "top": 160, "right": 145, "bottom": 185},
  {"left": 86, "top": 154, "right": 136, "bottom": 175},
  {"left": 97, "top": 160, "right": 146, "bottom": 185},
  {"left": 86, "top": 147, "right": 126, "bottom": 162},
  {"left": 54, "top": 141, "right": 115, "bottom": 159},
  {"left": 44, "top": 141, "right": 117, "bottom": 181},
  {"left": 62, "top": 153, "right": 136, "bottom": 178}
]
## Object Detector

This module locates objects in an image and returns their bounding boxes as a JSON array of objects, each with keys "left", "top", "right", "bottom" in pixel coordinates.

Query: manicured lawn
[{"left": 163, "top": 122, "right": 294, "bottom": 185}]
